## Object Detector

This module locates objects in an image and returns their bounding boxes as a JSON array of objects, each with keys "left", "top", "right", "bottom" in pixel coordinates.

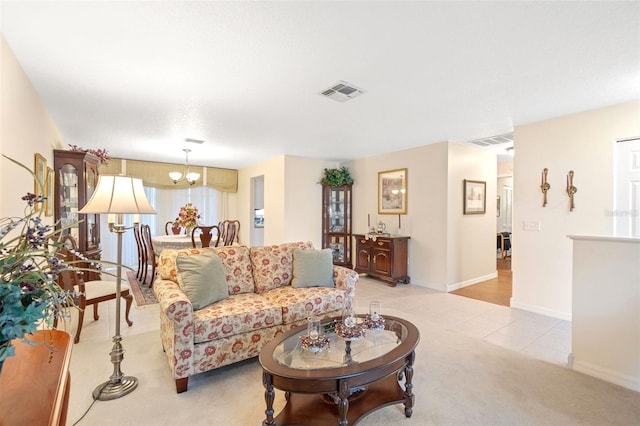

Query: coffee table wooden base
[{"left": 270, "top": 373, "right": 411, "bottom": 426}]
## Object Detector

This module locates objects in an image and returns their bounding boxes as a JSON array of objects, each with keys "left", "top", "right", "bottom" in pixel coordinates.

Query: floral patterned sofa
[{"left": 153, "top": 241, "right": 359, "bottom": 393}]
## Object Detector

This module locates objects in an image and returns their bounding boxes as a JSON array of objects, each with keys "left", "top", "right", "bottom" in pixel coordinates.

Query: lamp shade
[{"left": 79, "top": 174, "right": 156, "bottom": 215}]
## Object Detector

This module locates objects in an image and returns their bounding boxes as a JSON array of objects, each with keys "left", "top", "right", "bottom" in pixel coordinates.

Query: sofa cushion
[
  {"left": 250, "top": 241, "right": 314, "bottom": 294},
  {"left": 192, "top": 293, "right": 283, "bottom": 344},
  {"left": 212, "top": 245, "right": 255, "bottom": 295},
  {"left": 176, "top": 251, "right": 228, "bottom": 310},
  {"left": 159, "top": 247, "right": 213, "bottom": 281},
  {"left": 291, "top": 248, "right": 334, "bottom": 288},
  {"left": 158, "top": 246, "right": 255, "bottom": 295},
  {"left": 260, "top": 286, "right": 347, "bottom": 324}
]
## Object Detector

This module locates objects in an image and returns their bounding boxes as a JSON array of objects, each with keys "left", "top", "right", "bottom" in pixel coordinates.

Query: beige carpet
[{"left": 67, "top": 313, "right": 639, "bottom": 425}]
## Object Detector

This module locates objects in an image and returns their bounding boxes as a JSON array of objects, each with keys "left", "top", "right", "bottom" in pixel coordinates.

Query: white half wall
[{"left": 512, "top": 100, "right": 640, "bottom": 319}]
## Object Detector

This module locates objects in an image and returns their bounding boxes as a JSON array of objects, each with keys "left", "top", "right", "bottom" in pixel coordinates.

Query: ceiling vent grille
[
  {"left": 468, "top": 133, "right": 513, "bottom": 147},
  {"left": 184, "top": 138, "right": 204, "bottom": 144},
  {"left": 320, "top": 81, "right": 366, "bottom": 103}
]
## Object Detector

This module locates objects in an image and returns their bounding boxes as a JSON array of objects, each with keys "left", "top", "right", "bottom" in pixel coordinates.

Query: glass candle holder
[
  {"left": 342, "top": 305, "right": 356, "bottom": 329},
  {"left": 307, "top": 316, "right": 321, "bottom": 341},
  {"left": 369, "top": 301, "right": 381, "bottom": 321}
]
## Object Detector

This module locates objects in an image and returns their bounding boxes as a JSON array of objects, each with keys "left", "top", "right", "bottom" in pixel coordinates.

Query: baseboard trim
[
  {"left": 510, "top": 299, "right": 571, "bottom": 321},
  {"left": 572, "top": 359, "right": 640, "bottom": 392},
  {"left": 447, "top": 272, "right": 498, "bottom": 292}
]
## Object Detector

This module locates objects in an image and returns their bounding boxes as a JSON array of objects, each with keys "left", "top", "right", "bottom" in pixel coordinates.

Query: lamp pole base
[{"left": 93, "top": 376, "right": 138, "bottom": 401}]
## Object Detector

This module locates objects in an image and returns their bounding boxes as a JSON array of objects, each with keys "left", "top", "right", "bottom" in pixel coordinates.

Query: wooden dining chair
[
  {"left": 191, "top": 225, "right": 221, "bottom": 248},
  {"left": 141, "top": 224, "right": 158, "bottom": 286},
  {"left": 133, "top": 223, "right": 147, "bottom": 282},
  {"left": 165, "top": 221, "right": 182, "bottom": 235},
  {"left": 219, "top": 220, "right": 240, "bottom": 246},
  {"left": 55, "top": 234, "right": 133, "bottom": 343}
]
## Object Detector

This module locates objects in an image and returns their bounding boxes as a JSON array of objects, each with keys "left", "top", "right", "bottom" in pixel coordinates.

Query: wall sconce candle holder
[
  {"left": 566, "top": 170, "right": 577, "bottom": 211},
  {"left": 540, "top": 168, "right": 551, "bottom": 207}
]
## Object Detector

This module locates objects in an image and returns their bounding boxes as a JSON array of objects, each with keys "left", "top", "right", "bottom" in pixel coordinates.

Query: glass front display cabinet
[
  {"left": 54, "top": 149, "right": 101, "bottom": 281},
  {"left": 322, "top": 184, "right": 352, "bottom": 268}
]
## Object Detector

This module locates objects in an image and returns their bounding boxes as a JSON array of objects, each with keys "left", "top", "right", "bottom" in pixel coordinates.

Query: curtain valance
[{"left": 98, "top": 158, "right": 238, "bottom": 192}]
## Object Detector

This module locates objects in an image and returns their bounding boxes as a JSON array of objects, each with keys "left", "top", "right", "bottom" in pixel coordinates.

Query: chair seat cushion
[
  {"left": 260, "top": 286, "right": 347, "bottom": 324},
  {"left": 193, "top": 293, "right": 283, "bottom": 344},
  {"left": 79, "top": 280, "right": 130, "bottom": 301}
]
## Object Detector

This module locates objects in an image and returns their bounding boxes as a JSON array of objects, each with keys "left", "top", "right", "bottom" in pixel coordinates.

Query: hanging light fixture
[{"left": 169, "top": 148, "right": 200, "bottom": 185}]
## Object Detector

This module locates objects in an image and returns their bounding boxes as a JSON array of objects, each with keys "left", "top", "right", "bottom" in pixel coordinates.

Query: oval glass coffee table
[{"left": 259, "top": 315, "right": 420, "bottom": 426}]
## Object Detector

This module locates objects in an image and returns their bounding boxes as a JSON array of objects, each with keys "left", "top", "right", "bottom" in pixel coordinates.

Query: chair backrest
[
  {"left": 219, "top": 220, "right": 240, "bottom": 246},
  {"left": 141, "top": 224, "right": 156, "bottom": 258},
  {"left": 54, "top": 234, "right": 86, "bottom": 296},
  {"left": 165, "top": 221, "right": 182, "bottom": 235},
  {"left": 191, "top": 225, "right": 221, "bottom": 248},
  {"left": 134, "top": 223, "right": 147, "bottom": 263}
]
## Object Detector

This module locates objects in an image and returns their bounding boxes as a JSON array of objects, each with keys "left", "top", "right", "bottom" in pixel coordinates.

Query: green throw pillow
[
  {"left": 176, "top": 251, "right": 228, "bottom": 309},
  {"left": 291, "top": 248, "right": 334, "bottom": 288}
]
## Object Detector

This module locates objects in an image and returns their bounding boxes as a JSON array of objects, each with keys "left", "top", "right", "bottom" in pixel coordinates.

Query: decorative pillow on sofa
[
  {"left": 175, "top": 251, "right": 228, "bottom": 310},
  {"left": 291, "top": 248, "right": 334, "bottom": 288}
]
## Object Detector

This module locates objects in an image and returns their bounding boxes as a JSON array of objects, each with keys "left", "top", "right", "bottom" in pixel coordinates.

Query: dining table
[{"left": 152, "top": 234, "right": 200, "bottom": 252}]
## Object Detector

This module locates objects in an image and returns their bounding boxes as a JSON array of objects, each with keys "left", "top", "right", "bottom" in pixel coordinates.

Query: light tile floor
[{"left": 68, "top": 274, "right": 572, "bottom": 368}]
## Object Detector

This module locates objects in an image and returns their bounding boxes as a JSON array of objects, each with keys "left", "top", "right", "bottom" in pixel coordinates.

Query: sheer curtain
[{"left": 99, "top": 185, "right": 223, "bottom": 271}]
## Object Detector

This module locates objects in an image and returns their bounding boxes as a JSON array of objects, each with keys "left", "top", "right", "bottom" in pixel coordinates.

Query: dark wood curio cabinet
[
  {"left": 54, "top": 149, "right": 101, "bottom": 281},
  {"left": 321, "top": 184, "right": 352, "bottom": 268}
]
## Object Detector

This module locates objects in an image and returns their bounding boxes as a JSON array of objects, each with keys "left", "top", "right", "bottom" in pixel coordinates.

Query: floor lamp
[{"left": 79, "top": 174, "right": 156, "bottom": 400}]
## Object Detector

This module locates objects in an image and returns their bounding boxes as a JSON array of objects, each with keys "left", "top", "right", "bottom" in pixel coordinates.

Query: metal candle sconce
[
  {"left": 566, "top": 170, "right": 577, "bottom": 211},
  {"left": 540, "top": 168, "right": 551, "bottom": 207}
]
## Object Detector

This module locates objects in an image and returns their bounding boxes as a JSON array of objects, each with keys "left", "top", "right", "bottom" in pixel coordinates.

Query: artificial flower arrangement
[
  {"left": 68, "top": 144, "right": 110, "bottom": 165},
  {"left": 176, "top": 203, "right": 201, "bottom": 229},
  {"left": 0, "top": 156, "right": 79, "bottom": 365}
]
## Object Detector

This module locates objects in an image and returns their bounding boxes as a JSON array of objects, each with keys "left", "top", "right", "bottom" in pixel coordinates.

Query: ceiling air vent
[
  {"left": 468, "top": 133, "right": 513, "bottom": 148},
  {"left": 320, "top": 81, "right": 366, "bottom": 103},
  {"left": 184, "top": 138, "right": 204, "bottom": 144}
]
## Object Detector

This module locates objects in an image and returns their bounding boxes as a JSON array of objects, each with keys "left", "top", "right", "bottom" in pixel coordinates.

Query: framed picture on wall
[
  {"left": 34, "top": 153, "right": 46, "bottom": 211},
  {"left": 463, "top": 179, "right": 486, "bottom": 215},
  {"left": 378, "top": 168, "right": 407, "bottom": 214},
  {"left": 45, "top": 167, "right": 54, "bottom": 217},
  {"left": 496, "top": 195, "right": 501, "bottom": 217}
]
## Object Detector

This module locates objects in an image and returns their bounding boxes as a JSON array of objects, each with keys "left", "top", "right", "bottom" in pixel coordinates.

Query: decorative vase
[{"left": 185, "top": 226, "right": 194, "bottom": 236}]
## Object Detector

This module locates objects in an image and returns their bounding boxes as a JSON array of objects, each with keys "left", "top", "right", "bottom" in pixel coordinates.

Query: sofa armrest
[
  {"left": 153, "top": 278, "right": 195, "bottom": 379},
  {"left": 332, "top": 265, "right": 359, "bottom": 302}
]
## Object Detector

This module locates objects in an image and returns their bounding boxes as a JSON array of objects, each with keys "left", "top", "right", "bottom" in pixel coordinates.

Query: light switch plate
[{"left": 523, "top": 220, "right": 541, "bottom": 231}]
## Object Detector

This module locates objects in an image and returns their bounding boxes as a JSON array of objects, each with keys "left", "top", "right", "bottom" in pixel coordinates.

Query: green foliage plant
[
  {"left": 319, "top": 166, "right": 354, "bottom": 186},
  {"left": 0, "top": 155, "right": 77, "bottom": 364}
]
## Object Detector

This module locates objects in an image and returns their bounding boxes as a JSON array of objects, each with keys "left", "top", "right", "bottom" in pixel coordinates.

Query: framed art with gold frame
[
  {"left": 34, "top": 153, "right": 46, "bottom": 211},
  {"left": 463, "top": 179, "right": 486, "bottom": 215},
  {"left": 45, "top": 166, "right": 54, "bottom": 216},
  {"left": 378, "top": 168, "right": 407, "bottom": 214}
]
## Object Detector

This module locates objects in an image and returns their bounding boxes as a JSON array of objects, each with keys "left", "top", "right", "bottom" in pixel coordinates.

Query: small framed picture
[
  {"left": 45, "top": 167, "right": 54, "bottom": 217},
  {"left": 378, "top": 168, "right": 407, "bottom": 214},
  {"left": 496, "top": 195, "right": 501, "bottom": 217},
  {"left": 34, "top": 153, "right": 47, "bottom": 211},
  {"left": 463, "top": 180, "right": 486, "bottom": 215}
]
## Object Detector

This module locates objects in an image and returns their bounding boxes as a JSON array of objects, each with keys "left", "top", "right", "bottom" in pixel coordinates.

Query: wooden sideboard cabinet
[
  {"left": 353, "top": 234, "right": 410, "bottom": 286},
  {"left": 0, "top": 330, "right": 73, "bottom": 426}
]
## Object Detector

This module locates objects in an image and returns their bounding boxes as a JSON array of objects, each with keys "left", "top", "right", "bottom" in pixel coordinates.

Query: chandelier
[{"left": 169, "top": 148, "right": 200, "bottom": 185}]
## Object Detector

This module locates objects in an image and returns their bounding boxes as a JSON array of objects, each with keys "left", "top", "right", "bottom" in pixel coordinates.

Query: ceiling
[{"left": 2, "top": 1, "right": 639, "bottom": 169}]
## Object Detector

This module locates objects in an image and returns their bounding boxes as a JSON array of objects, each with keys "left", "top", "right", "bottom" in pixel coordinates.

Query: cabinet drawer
[{"left": 373, "top": 239, "right": 390, "bottom": 250}]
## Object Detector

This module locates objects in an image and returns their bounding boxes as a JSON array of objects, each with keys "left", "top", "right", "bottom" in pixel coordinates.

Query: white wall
[
  {"left": 0, "top": 35, "right": 66, "bottom": 220},
  {"left": 447, "top": 142, "right": 498, "bottom": 290},
  {"left": 513, "top": 101, "right": 640, "bottom": 319},
  {"left": 347, "top": 141, "right": 496, "bottom": 291},
  {"left": 237, "top": 155, "right": 335, "bottom": 246}
]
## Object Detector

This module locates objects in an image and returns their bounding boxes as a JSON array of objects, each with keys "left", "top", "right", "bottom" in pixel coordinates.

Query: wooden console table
[{"left": 0, "top": 330, "right": 73, "bottom": 426}]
